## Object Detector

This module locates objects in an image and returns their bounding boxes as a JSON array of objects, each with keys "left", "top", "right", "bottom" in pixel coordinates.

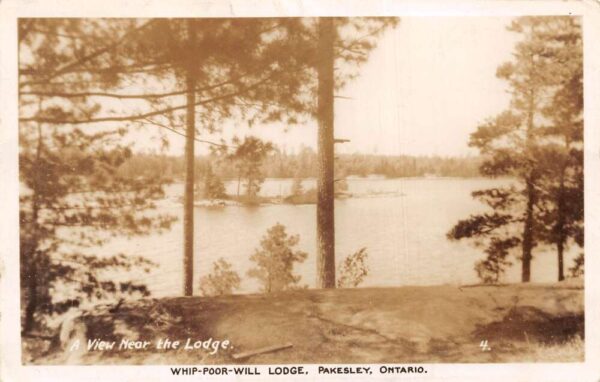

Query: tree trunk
[
  {"left": 521, "top": 48, "right": 537, "bottom": 283},
  {"left": 23, "top": 100, "right": 44, "bottom": 333},
  {"left": 557, "top": 234, "right": 565, "bottom": 281},
  {"left": 556, "top": 168, "right": 567, "bottom": 281},
  {"left": 183, "top": 20, "right": 196, "bottom": 297},
  {"left": 521, "top": 98, "right": 535, "bottom": 283},
  {"left": 521, "top": 175, "right": 535, "bottom": 282},
  {"left": 316, "top": 17, "right": 336, "bottom": 288},
  {"left": 555, "top": 130, "right": 573, "bottom": 282},
  {"left": 23, "top": 254, "right": 38, "bottom": 333}
]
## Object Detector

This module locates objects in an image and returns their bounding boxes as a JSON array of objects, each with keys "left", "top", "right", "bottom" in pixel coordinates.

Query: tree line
[{"left": 117, "top": 149, "right": 483, "bottom": 182}]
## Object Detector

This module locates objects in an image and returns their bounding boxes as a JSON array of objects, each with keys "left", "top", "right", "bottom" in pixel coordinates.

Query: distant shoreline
[
  {"left": 167, "top": 175, "right": 513, "bottom": 183},
  {"left": 159, "top": 176, "right": 513, "bottom": 207}
]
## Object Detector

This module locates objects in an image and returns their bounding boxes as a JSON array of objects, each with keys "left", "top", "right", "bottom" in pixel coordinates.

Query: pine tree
[
  {"left": 20, "top": 18, "right": 319, "bottom": 297},
  {"left": 535, "top": 17, "right": 583, "bottom": 281},
  {"left": 316, "top": 17, "right": 337, "bottom": 288},
  {"left": 314, "top": 17, "right": 398, "bottom": 288},
  {"left": 448, "top": 17, "right": 580, "bottom": 283},
  {"left": 247, "top": 223, "right": 308, "bottom": 293},
  {"left": 202, "top": 163, "right": 226, "bottom": 200},
  {"left": 19, "top": 21, "right": 176, "bottom": 333},
  {"left": 20, "top": 17, "right": 399, "bottom": 300},
  {"left": 225, "top": 136, "right": 274, "bottom": 201}
]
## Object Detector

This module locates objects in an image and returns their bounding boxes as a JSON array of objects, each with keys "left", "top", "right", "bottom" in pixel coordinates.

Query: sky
[{"left": 134, "top": 17, "right": 520, "bottom": 157}]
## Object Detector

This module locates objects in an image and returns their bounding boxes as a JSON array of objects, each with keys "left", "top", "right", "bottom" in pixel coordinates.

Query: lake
[{"left": 100, "top": 177, "right": 578, "bottom": 297}]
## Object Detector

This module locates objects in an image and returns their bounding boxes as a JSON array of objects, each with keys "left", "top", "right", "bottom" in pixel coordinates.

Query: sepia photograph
[{"left": 1, "top": 1, "right": 595, "bottom": 375}]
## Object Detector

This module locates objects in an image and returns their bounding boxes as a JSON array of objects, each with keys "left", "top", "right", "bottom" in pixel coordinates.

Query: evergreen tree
[
  {"left": 316, "top": 17, "right": 337, "bottom": 288},
  {"left": 20, "top": 18, "right": 319, "bottom": 297},
  {"left": 535, "top": 17, "right": 583, "bottom": 281},
  {"left": 225, "top": 136, "right": 274, "bottom": 200},
  {"left": 202, "top": 163, "right": 226, "bottom": 200},
  {"left": 19, "top": 21, "right": 176, "bottom": 333},
  {"left": 314, "top": 17, "right": 398, "bottom": 288},
  {"left": 448, "top": 17, "right": 581, "bottom": 283},
  {"left": 20, "top": 17, "right": 399, "bottom": 300},
  {"left": 247, "top": 223, "right": 308, "bottom": 293}
]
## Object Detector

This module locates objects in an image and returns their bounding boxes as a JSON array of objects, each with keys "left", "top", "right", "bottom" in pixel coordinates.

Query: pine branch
[
  {"left": 20, "top": 89, "right": 187, "bottom": 100},
  {"left": 137, "top": 118, "right": 234, "bottom": 148},
  {"left": 20, "top": 63, "right": 270, "bottom": 100},
  {"left": 20, "top": 74, "right": 273, "bottom": 124},
  {"left": 20, "top": 61, "right": 170, "bottom": 77},
  {"left": 19, "top": 19, "right": 157, "bottom": 87}
]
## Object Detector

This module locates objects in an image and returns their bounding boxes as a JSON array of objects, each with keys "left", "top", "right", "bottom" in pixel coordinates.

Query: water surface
[{"left": 100, "top": 177, "right": 578, "bottom": 296}]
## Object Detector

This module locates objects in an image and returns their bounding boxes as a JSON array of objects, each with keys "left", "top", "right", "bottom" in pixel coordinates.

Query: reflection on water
[{"left": 98, "top": 178, "right": 578, "bottom": 297}]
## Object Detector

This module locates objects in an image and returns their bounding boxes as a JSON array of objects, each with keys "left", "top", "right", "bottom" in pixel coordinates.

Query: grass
[{"left": 530, "top": 335, "right": 584, "bottom": 362}]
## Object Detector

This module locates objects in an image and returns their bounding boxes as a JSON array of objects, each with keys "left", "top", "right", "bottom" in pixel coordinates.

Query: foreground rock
[{"left": 23, "top": 280, "right": 584, "bottom": 364}]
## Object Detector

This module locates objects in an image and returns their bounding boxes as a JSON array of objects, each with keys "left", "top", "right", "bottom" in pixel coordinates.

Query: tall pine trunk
[
  {"left": 316, "top": 17, "right": 336, "bottom": 288},
  {"left": 521, "top": 175, "right": 535, "bottom": 282},
  {"left": 183, "top": 19, "right": 196, "bottom": 296},
  {"left": 23, "top": 257, "right": 38, "bottom": 333},
  {"left": 556, "top": 159, "right": 567, "bottom": 281},
  {"left": 555, "top": 131, "right": 573, "bottom": 282},
  {"left": 520, "top": 45, "right": 538, "bottom": 284},
  {"left": 23, "top": 101, "right": 44, "bottom": 333},
  {"left": 557, "top": 226, "right": 565, "bottom": 281},
  {"left": 521, "top": 74, "right": 536, "bottom": 282}
]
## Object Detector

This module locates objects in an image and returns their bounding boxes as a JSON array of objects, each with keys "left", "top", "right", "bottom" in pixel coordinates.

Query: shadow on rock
[{"left": 473, "top": 305, "right": 584, "bottom": 345}]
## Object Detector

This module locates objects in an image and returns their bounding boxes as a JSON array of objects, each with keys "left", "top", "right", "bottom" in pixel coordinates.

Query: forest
[{"left": 116, "top": 149, "right": 483, "bottom": 181}]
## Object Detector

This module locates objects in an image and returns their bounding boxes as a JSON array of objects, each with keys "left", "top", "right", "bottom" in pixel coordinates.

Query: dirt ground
[{"left": 23, "top": 280, "right": 584, "bottom": 365}]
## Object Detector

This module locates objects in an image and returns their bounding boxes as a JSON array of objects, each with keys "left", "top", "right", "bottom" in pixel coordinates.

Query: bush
[
  {"left": 569, "top": 253, "right": 584, "bottom": 278},
  {"left": 337, "top": 248, "right": 369, "bottom": 288},
  {"left": 247, "top": 223, "right": 307, "bottom": 293},
  {"left": 199, "top": 258, "right": 241, "bottom": 297},
  {"left": 284, "top": 188, "right": 317, "bottom": 205}
]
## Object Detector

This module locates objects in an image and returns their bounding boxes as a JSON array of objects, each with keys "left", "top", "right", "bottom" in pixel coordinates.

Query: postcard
[{"left": 1, "top": 0, "right": 599, "bottom": 380}]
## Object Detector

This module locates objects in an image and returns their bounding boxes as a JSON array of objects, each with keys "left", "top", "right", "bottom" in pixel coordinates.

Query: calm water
[{"left": 99, "top": 178, "right": 578, "bottom": 297}]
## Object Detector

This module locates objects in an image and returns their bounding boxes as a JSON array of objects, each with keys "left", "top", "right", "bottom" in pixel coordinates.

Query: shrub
[
  {"left": 569, "top": 253, "right": 584, "bottom": 278},
  {"left": 284, "top": 188, "right": 317, "bottom": 205},
  {"left": 337, "top": 247, "right": 369, "bottom": 288},
  {"left": 199, "top": 258, "right": 241, "bottom": 296}
]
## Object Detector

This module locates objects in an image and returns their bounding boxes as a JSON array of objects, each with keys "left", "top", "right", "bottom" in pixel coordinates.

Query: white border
[{"left": 1, "top": 0, "right": 599, "bottom": 381}]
